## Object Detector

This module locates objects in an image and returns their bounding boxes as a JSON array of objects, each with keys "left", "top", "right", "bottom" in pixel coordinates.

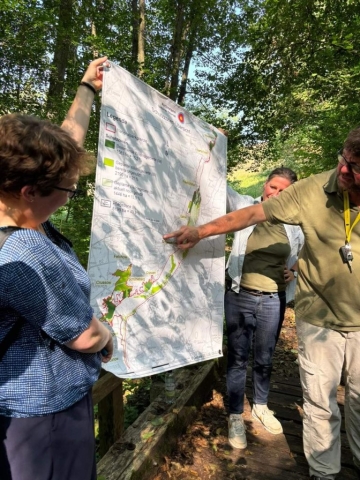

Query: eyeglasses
[
  {"left": 338, "top": 150, "right": 360, "bottom": 175},
  {"left": 53, "top": 186, "right": 83, "bottom": 199}
]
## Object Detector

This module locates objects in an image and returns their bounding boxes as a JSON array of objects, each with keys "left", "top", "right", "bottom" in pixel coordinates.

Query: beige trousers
[{"left": 296, "top": 318, "right": 360, "bottom": 479}]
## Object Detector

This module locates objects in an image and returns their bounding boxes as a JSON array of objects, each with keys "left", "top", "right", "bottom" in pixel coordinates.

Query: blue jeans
[{"left": 225, "top": 289, "right": 286, "bottom": 414}]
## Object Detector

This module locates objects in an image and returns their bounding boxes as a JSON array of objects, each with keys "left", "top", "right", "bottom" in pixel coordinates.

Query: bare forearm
[
  {"left": 163, "top": 204, "right": 266, "bottom": 249},
  {"left": 61, "top": 56, "right": 109, "bottom": 146},
  {"left": 198, "top": 204, "right": 266, "bottom": 238},
  {"left": 61, "top": 87, "right": 94, "bottom": 146},
  {"left": 66, "top": 316, "right": 111, "bottom": 353}
]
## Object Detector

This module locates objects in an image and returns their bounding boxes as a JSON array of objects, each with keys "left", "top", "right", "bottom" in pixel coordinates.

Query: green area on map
[
  {"left": 113, "top": 265, "right": 133, "bottom": 298},
  {"left": 104, "top": 157, "right": 115, "bottom": 167},
  {"left": 102, "top": 178, "right": 113, "bottom": 187}
]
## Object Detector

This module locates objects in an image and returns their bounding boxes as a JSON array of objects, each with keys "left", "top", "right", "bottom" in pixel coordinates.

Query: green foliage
[
  {"left": 122, "top": 377, "right": 152, "bottom": 429},
  {"left": 0, "top": 0, "right": 52, "bottom": 116},
  {"left": 50, "top": 178, "right": 95, "bottom": 267},
  {"left": 1, "top": 0, "right": 245, "bottom": 263},
  {"left": 192, "top": 0, "right": 360, "bottom": 176},
  {"left": 124, "top": 404, "right": 140, "bottom": 429},
  {"left": 228, "top": 170, "right": 268, "bottom": 199},
  {"left": 3, "top": 0, "right": 360, "bottom": 263}
]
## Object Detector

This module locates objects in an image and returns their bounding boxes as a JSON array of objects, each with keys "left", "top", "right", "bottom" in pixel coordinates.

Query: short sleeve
[
  {"left": 262, "top": 182, "right": 302, "bottom": 225},
  {"left": 2, "top": 235, "right": 93, "bottom": 344}
]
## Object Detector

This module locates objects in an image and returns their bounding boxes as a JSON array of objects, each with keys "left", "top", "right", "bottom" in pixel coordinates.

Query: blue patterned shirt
[{"left": 0, "top": 222, "right": 101, "bottom": 417}]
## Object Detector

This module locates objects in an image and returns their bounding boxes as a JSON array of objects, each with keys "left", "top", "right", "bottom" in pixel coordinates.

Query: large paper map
[{"left": 88, "top": 62, "right": 227, "bottom": 379}]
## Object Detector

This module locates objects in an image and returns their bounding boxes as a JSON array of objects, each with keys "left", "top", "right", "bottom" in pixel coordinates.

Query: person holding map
[
  {"left": 224, "top": 168, "right": 303, "bottom": 449},
  {"left": 0, "top": 57, "right": 111, "bottom": 480},
  {"left": 164, "top": 135, "right": 360, "bottom": 480}
]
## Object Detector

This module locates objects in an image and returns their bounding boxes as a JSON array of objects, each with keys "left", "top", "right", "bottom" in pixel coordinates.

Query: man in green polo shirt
[{"left": 163, "top": 127, "right": 360, "bottom": 480}]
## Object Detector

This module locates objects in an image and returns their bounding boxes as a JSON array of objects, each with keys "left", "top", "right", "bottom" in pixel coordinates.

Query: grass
[
  {"left": 225, "top": 165, "right": 271, "bottom": 263},
  {"left": 227, "top": 167, "right": 269, "bottom": 198}
]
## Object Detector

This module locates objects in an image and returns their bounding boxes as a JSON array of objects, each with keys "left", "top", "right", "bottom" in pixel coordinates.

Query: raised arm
[
  {"left": 163, "top": 203, "right": 266, "bottom": 249},
  {"left": 61, "top": 56, "right": 109, "bottom": 146}
]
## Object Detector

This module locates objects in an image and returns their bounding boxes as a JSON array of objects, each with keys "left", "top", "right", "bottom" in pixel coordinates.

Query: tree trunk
[
  {"left": 178, "top": 38, "right": 194, "bottom": 105},
  {"left": 91, "top": 20, "right": 99, "bottom": 58},
  {"left": 165, "top": 0, "right": 186, "bottom": 100},
  {"left": 46, "top": 0, "right": 74, "bottom": 114},
  {"left": 131, "top": 0, "right": 145, "bottom": 77},
  {"left": 137, "top": 0, "right": 145, "bottom": 78},
  {"left": 131, "top": 0, "right": 139, "bottom": 73}
]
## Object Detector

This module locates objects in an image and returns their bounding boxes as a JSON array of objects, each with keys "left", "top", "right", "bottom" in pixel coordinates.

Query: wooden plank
[
  {"left": 98, "top": 391, "right": 115, "bottom": 458},
  {"left": 285, "top": 433, "right": 355, "bottom": 467},
  {"left": 229, "top": 435, "right": 306, "bottom": 474},
  {"left": 245, "top": 380, "right": 303, "bottom": 399},
  {"left": 246, "top": 393, "right": 347, "bottom": 435},
  {"left": 94, "top": 370, "right": 124, "bottom": 458},
  {"left": 112, "top": 383, "right": 124, "bottom": 442},
  {"left": 215, "top": 460, "right": 309, "bottom": 480},
  {"left": 246, "top": 368, "right": 301, "bottom": 387},
  {"left": 281, "top": 416, "right": 350, "bottom": 449},
  {"left": 97, "top": 362, "right": 216, "bottom": 480},
  {"left": 92, "top": 371, "right": 122, "bottom": 405},
  {"left": 247, "top": 385, "right": 343, "bottom": 408},
  {"left": 228, "top": 461, "right": 358, "bottom": 480},
  {"left": 243, "top": 380, "right": 358, "bottom": 479},
  {"left": 267, "top": 375, "right": 302, "bottom": 388},
  {"left": 95, "top": 364, "right": 355, "bottom": 480}
]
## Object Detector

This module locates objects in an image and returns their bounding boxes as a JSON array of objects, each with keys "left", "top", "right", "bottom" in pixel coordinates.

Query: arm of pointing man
[{"left": 163, "top": 203, "right": 267, "bottom": 250}]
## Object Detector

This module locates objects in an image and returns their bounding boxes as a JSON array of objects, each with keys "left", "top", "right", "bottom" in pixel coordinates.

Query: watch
[{"left": 290, "top": 269, "right": 298, "bottom": 278}]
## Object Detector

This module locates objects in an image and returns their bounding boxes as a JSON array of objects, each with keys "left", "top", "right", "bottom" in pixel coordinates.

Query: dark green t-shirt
[{"left": 241, "top": 222, "right": 290, "bottom": 292}]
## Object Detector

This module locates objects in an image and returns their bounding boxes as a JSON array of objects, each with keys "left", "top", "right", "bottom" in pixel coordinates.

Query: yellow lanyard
[{"left": 344, "top": 190, "right": 360, "bottom": 244}]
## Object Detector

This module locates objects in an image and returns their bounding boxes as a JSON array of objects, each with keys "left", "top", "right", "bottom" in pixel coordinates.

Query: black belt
[{"left": 240, "top": 286, "right": 277, "bottom": 296}]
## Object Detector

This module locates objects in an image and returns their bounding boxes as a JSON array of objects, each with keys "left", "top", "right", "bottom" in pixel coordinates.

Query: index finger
[{"left": 163, "top": 229, "right": 184, "bottom": 241}]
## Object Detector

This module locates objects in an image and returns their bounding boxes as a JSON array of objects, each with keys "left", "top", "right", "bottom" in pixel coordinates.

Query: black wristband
[{"left": 79, "top": 81, "right": 97, "bottom": 95}]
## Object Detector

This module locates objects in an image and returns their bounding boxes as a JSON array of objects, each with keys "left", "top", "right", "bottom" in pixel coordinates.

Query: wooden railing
[{"left": 92, "top": 370, "right": 124, "bottom": 458}]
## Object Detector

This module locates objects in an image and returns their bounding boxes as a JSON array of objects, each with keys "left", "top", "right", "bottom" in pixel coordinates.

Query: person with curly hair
[{"left": 0, "top": 57, "right": 113, "bottom": 480}]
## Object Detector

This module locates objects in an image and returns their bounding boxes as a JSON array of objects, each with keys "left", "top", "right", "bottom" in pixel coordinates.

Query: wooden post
[{"left": 92, "top": 370, "right": 124, "bottom": 458}]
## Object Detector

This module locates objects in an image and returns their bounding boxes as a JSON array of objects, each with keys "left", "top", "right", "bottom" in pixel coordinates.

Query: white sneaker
[
  {"left": 228, "top": 413, "right": 247, "bottom": 449},
  {"left": 252, "top": 404, "right": 283, "bottom": 434}
]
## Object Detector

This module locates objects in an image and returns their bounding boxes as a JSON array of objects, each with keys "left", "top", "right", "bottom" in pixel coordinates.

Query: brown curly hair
[{"left": 0, "top": 114, "right": 94, "bottom": 196}]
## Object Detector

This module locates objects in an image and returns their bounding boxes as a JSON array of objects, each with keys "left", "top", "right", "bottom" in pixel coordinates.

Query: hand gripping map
[{"left": 88, "top": 62, "right": 227, "bottom": 378}]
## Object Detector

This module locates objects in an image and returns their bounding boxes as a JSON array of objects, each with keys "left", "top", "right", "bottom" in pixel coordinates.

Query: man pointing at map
[{"left": 164, "top": 129, "right": 360, "bottom": 480}]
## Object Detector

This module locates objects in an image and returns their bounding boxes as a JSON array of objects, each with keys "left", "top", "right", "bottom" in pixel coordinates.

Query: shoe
[
  {"left": 252, "top": 404, "right": 283, "bottom": 434},
  {"left": 228, "top": 413, "right": 247, "bottom": 449}
]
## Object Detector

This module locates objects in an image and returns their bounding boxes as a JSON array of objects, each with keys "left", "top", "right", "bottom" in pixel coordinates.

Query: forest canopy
[{"left": 1, "top": 0, "right": 359, "bottom": 262}]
